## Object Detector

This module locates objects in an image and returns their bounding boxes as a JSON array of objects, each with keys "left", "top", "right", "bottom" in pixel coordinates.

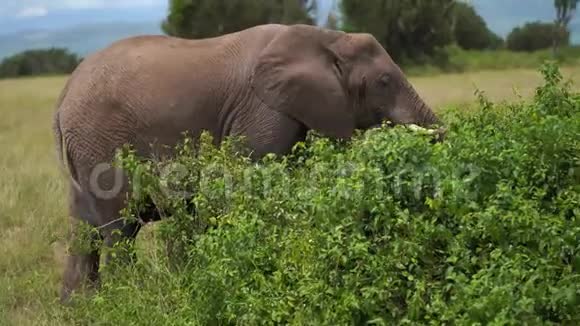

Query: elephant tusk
[{"left": 406, "top": 124, "right": 437, "bottom": 135}]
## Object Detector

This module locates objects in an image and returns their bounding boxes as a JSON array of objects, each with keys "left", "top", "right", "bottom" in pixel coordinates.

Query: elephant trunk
[
  {"left": 407, "top": 83, "right": 439, "bottom": 127},
  {"left": 401, "top": 82, "right": 446, "bottom": 142}
]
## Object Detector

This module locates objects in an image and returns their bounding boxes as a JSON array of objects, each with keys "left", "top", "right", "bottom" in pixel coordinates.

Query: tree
[
  {"left": 325, "top": 11, "right": 339, "bottom": 30},
  {"left": 554, "top": 0, "right": 579, "bottom": 53},
  {"left": 452, "top": 2, "right": 503, "bottom": 50},
  {"left": 162, "top": 0, "right": 316, "bottom": 39},
  {"left": 0, "top": 48, "right": 80, "bottom": 79},
  {"left": 323, "top": 0, "right": 340, "bottom": 30},
  {"left": 340, "top": 0, "right": 456, "bottom": 64},
  {"left": 506, "top": 21, "right": 569, "bottom": 52}
]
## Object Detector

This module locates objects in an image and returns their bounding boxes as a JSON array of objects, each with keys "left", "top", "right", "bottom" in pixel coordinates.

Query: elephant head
[{"left": 251, "top": 24, "right": 442, "bottom": 139}]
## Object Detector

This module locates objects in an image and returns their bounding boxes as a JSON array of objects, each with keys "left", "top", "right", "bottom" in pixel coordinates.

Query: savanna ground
[{"left": 1, "top": 66, "right": 580, "bottom": 325}]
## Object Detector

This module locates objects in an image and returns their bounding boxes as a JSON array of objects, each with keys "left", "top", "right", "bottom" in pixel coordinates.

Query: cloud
[
  {"left": 17, "top": 6, "right": 48, "bottom": 18},
  {"left": 1, "top": 0, "right": 165, "bottom": 17},
  {"left": 50, "top": 0, "right": 163, "bottom": 10}
]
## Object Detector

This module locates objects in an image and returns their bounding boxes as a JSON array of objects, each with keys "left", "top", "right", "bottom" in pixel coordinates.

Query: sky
[
  {"left": 0, "top": 0, "right": 576, "bottom": 40},
  {"left": 0, "top": 0, "right": 167, "bottom": 33}
]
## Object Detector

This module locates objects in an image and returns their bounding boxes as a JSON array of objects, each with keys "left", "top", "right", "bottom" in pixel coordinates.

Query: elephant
[{"left": 52, "top": 23, "right": 443, "bottom": 303}]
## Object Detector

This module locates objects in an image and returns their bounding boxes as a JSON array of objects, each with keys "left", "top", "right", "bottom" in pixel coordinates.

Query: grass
[
  {"left": 413, "top": 65, "right": 580, "bottom": 108},
  {"left": 403, "top": 46, "right": 580, "bottom": 77},
  {"left": 0, "top": 66, "right": 579, "bottom": 325},
  {"left": 0, "top": 76, "right": 68, "bottom": 324}
]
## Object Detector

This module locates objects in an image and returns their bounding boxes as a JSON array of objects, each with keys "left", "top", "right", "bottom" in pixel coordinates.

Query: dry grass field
[{"left": 1, "top": 67, "right": 580, "bottom": 325}]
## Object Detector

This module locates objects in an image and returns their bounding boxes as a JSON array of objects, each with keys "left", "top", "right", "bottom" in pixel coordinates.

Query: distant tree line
[
  {"left": 2, "top": 0, "right": 578, "bottom": 78},
  {"left": 162, "top": 0, "right": 579, "bottom": 64},
  {"left": 0, "top": 48, "right": 80, "bottom": 79},
  {"left": 506, "top": 22, "right": 569, "bottom": 52},
  {"left": 161, "top": 0, "right": 316, "bottom": 39}
]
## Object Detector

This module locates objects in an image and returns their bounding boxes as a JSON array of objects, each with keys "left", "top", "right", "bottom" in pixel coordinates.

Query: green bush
[
  {"left": 507, "top": 21, "right": 568, "bottom": 52},
  {"left": 0, "top": 48, "right": 80, "bottom": 79},
  {"left": 67, "top": 62, "right": 579, "bottom": 324}
]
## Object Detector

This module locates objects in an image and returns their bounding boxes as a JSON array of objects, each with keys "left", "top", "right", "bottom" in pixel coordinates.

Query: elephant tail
[{"left": 53, "top": 80, "right": 82, "bottom": 193}]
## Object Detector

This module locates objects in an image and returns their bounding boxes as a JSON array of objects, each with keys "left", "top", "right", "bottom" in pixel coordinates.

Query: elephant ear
[{"left": 250, "top": 25, "right": 354, "bottom": 139}]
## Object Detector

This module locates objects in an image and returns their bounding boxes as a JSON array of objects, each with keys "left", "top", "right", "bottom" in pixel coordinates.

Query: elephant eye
[{"left": 378, "top": 74, "right": 390, "bottom": 87}]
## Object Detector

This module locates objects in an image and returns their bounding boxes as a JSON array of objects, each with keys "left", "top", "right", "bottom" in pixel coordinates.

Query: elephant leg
[
  {"left": 84, "top": 163, "right": 142, "bottom": 269},
  {"left": 60, "top": 217, "right": 102, "bottom": 304},
  {"left": 233, "top": 102, "right": 308, "bottom": 158},
  {"left": 60, "top": 184, "right": 105, "bottom": 304}
]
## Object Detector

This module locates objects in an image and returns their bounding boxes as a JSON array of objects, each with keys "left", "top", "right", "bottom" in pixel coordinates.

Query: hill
[{"left": 0, "top": 22, "right": 163, "bottom": 60}]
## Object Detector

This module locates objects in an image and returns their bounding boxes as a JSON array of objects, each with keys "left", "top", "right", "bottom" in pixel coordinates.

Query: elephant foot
[{"left": 60, "top": 250, "right": 101, "bottom": 304}]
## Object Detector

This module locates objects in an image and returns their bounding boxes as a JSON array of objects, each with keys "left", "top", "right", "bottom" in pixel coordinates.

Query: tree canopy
[
  {"left": 340, "top": 0, "right": 456, "bottom": 63},
  {"left": 555, "top": 0, "right": 579, "bottom": 28},
  {"left": 452, "top": 2, "right": 503, "bottom": 50},
  {"left": 554, "top": 0, "right": 579, "bottom": 52},
  {"left": 162, "top": 0, "right": 316, "bottom": 39}
]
